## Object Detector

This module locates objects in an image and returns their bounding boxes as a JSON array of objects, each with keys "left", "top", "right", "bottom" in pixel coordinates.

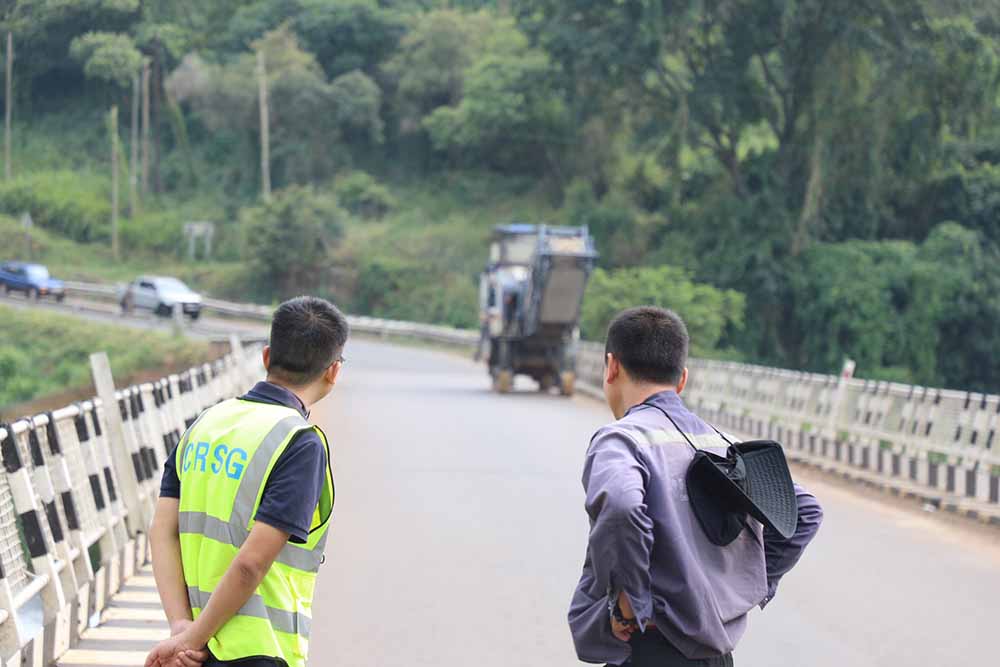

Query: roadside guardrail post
[
  {"left": 89, "top": 353, "right": 148, "bottom": 537},
  {"left": 172, "top": 303, "right": 185, "bottom": 335},
  {"left": 71, "top": 405, "right": 119, "bottom": 621}
]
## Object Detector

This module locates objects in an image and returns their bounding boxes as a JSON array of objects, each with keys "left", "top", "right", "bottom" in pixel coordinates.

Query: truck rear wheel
[{"left": 559, "top": 371, "right": 576, "bottom": 397}]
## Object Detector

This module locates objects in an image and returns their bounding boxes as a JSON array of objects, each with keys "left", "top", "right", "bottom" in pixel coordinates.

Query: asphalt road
[
  {"left": 310, "top": 337, "right": 1000, "bottom": 667},
  {"left": 0, "top": 289, "right": 267, "bottom": 340}
]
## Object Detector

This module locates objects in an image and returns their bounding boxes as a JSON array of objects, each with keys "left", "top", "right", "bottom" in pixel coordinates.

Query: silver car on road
[{"left": 119, "top": 276, "right": 203, "bottom": 320}]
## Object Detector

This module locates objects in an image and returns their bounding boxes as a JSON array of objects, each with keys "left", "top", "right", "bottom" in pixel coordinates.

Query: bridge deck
[{"left": 56, "top": 568, "right": 167, "bottom": 667}]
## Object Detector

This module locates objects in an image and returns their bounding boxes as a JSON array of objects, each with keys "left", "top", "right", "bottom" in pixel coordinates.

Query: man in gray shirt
[{"left": 569, "top": 307, "right": 823, "bottom": 666}]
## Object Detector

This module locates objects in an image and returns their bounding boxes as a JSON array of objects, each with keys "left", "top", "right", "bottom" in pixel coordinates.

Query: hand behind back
[{"left": 145, "top": 622, "right": 210, "bottom": 667}]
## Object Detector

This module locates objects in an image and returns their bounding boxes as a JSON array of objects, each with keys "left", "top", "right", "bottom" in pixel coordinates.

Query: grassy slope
[{"left": 0, "top": 304, "right": 211, "bottom": 413}]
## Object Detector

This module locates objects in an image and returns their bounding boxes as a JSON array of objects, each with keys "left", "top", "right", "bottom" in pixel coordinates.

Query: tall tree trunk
[
  {"left": 141, "top": 60, "right": 151, "bottom": 195},
  {"left": 109, "top": 106, "right": 119, "bottom": 261},
  {"left": 257, "top": 49, "right": 271, "bottom": 201},
  {"left": 791, "top": 133, "right": 824, "bottom": 256},
  {"left": 130, "top": 71, "right": 139, "bottom": 216},
  {"left": 152, "top": 49, "right": 163, "bottom": 193},
  {"left": 5, "top": 32, "right": 12, "bottom": 181}
]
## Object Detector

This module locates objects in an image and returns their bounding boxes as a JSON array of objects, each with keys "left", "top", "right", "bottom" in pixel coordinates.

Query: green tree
[
  {"left": 221, "top": 0, "right": 403, "bottom": 78},
  {"left": 241, "top": 185, "right": 346, "bottom": 298},
  {"left": 580, "top": 266, "right": 745, "bottom": 356},
  {"left": 69, "top": 32, "right": 143, "bottom": 88},
  {"left": 328, "top": 69, "right": 384, "bottom": 146},
  {"left": 784, "top": 224, "right": 1000, "bottom": 389},
  {"left": 918, "top": 222, "right": 1000, "bottom": 391},
  {"left": 423, "top": 19, "right": 569, "bottom": 175},
  {"left": 293, "top": 0, "right": 405, "bottom": 78},
  {"left": 171, "top": 26, "right": 383, "bottom": 190},
  {"left": 333, "top": 171, "right": 396, "bottom": 219},
  {"left": 382, "top": 9, "right": 493, "bottom": 130}
]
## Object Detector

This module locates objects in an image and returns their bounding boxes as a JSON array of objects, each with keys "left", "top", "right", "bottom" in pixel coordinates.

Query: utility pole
[
  {"left": 5, "top": 32, "right": 12, "bottom": 181},
  {"left": 109, "top": 106, "right": 119, "bottom": 261},
  {"left": 141, "top": 59, "right": 151, "bottom": 196},
  {"left": 256, "top": 49, "right": 271, "bottom": 201},
  {"left": 129, "top": 70, "right": 139, "bottom": 216}
]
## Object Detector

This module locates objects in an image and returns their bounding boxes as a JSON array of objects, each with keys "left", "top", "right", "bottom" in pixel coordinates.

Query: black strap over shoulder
[{"left": 637, "top": 400, "right": 734, "bottom": 450}]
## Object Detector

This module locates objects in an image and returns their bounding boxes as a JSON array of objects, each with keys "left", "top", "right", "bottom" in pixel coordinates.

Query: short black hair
[
  {"left": 268, "top": 296, "right": 349, "bottom": 385},
  {"left": 605, "top": 306, "right": 689, "bottom": 384}
]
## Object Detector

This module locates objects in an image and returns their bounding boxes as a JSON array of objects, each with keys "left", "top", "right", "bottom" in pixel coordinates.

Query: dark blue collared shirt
[{"left": 160, "top": 381, "right": 329, "bottom": 544}]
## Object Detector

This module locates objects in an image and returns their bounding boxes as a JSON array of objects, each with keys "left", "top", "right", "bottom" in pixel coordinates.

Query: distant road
[
  {"left": 0, "top": 290, "right": 267, "bottom": 340},
  {"left": 310, "top": 337, "right": 1000, "bottom": 667}
]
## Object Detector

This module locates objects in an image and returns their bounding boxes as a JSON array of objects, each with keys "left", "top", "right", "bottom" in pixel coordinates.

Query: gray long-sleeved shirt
[{"left": 569, "top": 390, "right": 823, "bottom": 664}]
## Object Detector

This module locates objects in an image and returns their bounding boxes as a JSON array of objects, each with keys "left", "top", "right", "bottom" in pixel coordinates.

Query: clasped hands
[
  {"left": 611, "top": 591, "right": 640, "bottom": 643},
  {"left": 144, "top": 619, "right": 210, "bottom": 667}
]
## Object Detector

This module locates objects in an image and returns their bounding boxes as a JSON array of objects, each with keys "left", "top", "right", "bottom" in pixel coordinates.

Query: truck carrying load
[{"left": 477, "top": 224, "right": 598, "bottom": 395}]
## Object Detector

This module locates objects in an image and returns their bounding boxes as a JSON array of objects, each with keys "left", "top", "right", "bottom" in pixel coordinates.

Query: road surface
[{"left": 310, "top": 337, "right": 1000, "bottom": 667}]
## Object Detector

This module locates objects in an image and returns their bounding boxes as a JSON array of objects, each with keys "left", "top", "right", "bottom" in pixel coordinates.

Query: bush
[
  {"left": 580, "top": 265, "right": 745, "bottom": 356},
  {"left": 0, "top": 170, "right": 110, "bottom": 242},
  {"left": 333, "top": 171, "right": 397, "bottom": 219},
  {"left": 564, "top": 181, "right": 642, "bottom": 267},
  {"left": 120, "top": 211, "right": 185, "bottom": 255},
  {"left": 351, "top": 254, "right": 477, "bottom": 329},
  {"left": 240, "top": 186, "right": 347, "bottom": 299}
]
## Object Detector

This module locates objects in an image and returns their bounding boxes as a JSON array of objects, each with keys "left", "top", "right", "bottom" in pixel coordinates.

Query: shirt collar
[
  {"left": 623, "top": 389, "right": 685, "bottom": 418},
  {"left": 241, "top": 381, "right": 310, "bottom": 419}
]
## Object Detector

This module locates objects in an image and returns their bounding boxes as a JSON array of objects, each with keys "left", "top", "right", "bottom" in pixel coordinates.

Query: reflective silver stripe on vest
[
  {"left": 179, "top": 510, "right": 324, "bottom": 572},
  {"left": 187, "top": 586, "right": 311, "bottom": 638},
  {"left": 229, "top": 415, "right": 310, "bottom": 531}
]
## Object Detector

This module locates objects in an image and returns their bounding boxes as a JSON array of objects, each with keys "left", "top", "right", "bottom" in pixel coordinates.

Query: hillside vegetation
[
  {"left": 1, "top": 1, "right": 1000, "bottom": 391},
  {"left": 0, "top": 305, "right": 210, "bottom": 412}
]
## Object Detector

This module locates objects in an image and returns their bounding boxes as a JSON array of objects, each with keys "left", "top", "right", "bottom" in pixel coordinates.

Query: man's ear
[
  {"left": 324, "top": 359, "right": 342, "bottom": 386},
  {"left": 676, "top": 367, "right": 689, "bottom": 394},
  {"left": 262, "top": 346, "right": 271, "bottom": 372},
  {"left": 605, "top": 353, "right": 620, "bottom": 385}
]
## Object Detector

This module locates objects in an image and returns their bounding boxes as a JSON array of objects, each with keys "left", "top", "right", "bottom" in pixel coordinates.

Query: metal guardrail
[
  {"left": 62, "top": 280, "right": 480, "bottom": 347},
  {"left": 576, "top": 341, "right": 1000, "bottom": 516}
]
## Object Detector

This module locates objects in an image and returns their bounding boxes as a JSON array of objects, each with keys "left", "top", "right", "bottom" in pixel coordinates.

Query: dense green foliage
[
  {"left": 581, "top": 267, "right": 744, "bottom": 358},
  {"left": 0, "top": 171, "right": 111, "bottom": 242},
  {"left": 2, "top": 0, "right": 1000, "bottom": 390},
  {"left": 241, "top": 186, "right": 346, "bottom": 298},
  {"left": 0, "top": 305, "right": 209, "bottom": 411}
]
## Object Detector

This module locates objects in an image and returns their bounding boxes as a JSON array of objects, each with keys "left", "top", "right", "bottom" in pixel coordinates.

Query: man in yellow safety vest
[{"left": 146, "top": 296, "right": 348, "bottom": 667}]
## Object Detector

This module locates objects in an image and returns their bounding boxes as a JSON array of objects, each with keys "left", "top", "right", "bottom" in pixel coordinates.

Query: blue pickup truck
[{"left": 0, "top": 262, "right": 66, "bottom": 301}]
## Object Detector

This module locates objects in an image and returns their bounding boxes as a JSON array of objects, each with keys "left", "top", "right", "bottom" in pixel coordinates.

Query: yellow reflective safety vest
[{"left": 176, "top": 398, "right": 334, "bottom": 667}]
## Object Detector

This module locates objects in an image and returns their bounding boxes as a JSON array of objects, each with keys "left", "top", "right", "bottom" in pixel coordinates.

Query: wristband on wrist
[{"left": 611, "top": 598, "right": 639, "bottom": 630}]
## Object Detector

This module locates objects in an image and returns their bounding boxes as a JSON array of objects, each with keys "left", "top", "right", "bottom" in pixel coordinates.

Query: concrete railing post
[{"left": 89, "top": 352, "right": 148, "bottom": 537}]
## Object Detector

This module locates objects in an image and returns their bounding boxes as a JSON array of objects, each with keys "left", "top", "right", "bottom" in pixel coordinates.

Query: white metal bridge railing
[{"left": 0, "top": 338, "right": 264, "bottom": 665}]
